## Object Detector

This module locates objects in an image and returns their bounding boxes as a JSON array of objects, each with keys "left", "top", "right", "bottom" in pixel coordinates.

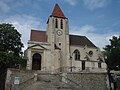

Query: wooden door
[{"left": 32, "top": 53, "right": 41, "bottom": 70}]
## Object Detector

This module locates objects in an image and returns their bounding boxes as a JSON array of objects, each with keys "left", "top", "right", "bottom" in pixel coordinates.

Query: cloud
[
  {"left": 75, "top": 25, "right": 96, "bottom": 33},
  {"left": 83, "top": 0, "right": 108, "bottom": 10},
  {"left": 70, "top": 25, "right": 119, "bottom": 50},
  {"left": 0, "top": 0, "right": 10, "bottom": 13},
  {"left": 64, "top": 0, "right": 78, "bottom": 6},
  {"left": 0, "top": 15, "right": 44, "bottom": 51},
  {"left": 0, "top": 15, "right": 119, "bottom": 51}
]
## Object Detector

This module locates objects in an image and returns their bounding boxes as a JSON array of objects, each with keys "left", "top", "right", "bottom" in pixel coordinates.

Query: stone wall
[
  {"left": 5, "top": 69, "right": 110, "bottom": 90},
  {"left": 5, "top": 68, "right": 37, "bottom": 90},
  {"left": 65, "top": 73, "right": 109, "bottom": 90}
]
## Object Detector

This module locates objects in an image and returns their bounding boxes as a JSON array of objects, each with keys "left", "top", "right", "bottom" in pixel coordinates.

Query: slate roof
[
  {"left": 30, "top": 30, "right": 96, "bottom": 48},
  {"left": 69, "top": 35, "right": 96, "bottom": 48},
  {"left": 30, "top": 30, "right": 47, "bottom": 42},
  {"left": 51, "top": 3, "right": 66, "bottom": 18}
]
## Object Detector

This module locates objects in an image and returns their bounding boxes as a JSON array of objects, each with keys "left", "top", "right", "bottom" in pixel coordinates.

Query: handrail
[
  {"left": 63, "top": 75, "right": 80, "bottom": 86},
  {"left": 55, "top": 72, "right": 81, "bottom": 90}
]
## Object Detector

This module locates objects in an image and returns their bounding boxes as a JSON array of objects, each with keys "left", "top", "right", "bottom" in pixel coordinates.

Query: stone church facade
[{"left": 25, "top": 3, "right": 107, "bottom": 73}]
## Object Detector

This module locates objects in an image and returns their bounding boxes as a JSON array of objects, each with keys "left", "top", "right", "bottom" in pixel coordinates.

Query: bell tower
[{"left": 46, "top": 3, "right": 70, "bottom": 71}]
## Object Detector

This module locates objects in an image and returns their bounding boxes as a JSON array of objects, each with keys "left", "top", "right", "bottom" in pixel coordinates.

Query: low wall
[
  {"left": 5, "top": 68, "right": 110, "bottom": 90},
  {"left": 5, "top": 68, "right": 37, "bottom": 90},
  {"left": 65, "top": 72, "right": 109, "bottom": 90}
]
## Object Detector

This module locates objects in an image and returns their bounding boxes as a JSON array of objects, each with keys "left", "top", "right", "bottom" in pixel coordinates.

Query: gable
[{"left": 28, "top": 44, "right": 47, "bottom": 50}]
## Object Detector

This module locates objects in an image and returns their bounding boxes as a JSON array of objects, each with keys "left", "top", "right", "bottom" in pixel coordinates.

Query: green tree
[
  {"left": 103, "top": 36, "right": 120, "bottom": 70},
  {"left": 0, "top": 23, "right": 26, "bottom": 90},
  {"left": 0, "top": 23, "right": 26, "bottom": 68},
  {"left": 0, "top": 23, "right": 23, "bottom": 56}
]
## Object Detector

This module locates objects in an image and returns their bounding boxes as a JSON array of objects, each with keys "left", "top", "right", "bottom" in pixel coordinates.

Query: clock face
[{"left": 57, "top": 30, "right": 63, "bottom": 36}]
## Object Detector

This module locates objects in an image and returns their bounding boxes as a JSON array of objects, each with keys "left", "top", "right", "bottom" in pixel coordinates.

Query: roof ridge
[
  {"left": 31, "top": 29, "right": 46, "bottom": 32},
  {"left": 70, "top": 34, "right": 85, "bottom": 37}
]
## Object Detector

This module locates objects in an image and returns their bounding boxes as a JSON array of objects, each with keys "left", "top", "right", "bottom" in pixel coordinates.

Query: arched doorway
[{"left": 32, "top": 53, "right": 41, "bottom": 70}]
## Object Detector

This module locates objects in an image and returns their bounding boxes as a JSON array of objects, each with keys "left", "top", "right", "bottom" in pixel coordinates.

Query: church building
[{"left": 26, "top": 3, "right": 107, "bottom": 72}]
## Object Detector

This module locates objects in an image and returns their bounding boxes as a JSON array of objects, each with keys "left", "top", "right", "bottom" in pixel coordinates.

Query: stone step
[
  {"left": 23, "top": 73, "right": 77, "bottom": 90},
  {"left": 23, "top": 81, "right": 77, "bottom": 90}
]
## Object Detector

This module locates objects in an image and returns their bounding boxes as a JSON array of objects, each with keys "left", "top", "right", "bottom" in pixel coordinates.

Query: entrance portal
[{"left": 32, "top": 53, "right": 41, "bottom": 70}]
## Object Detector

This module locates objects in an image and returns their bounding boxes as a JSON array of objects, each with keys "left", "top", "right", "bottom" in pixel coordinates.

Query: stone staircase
[
  {"left": 23, "top": 72, "right": 79, "bottom": 90},
  {"left": 21, "top": 72, "right": 108, "bottom": 90},
  {"left": 5, "top": 69, "right": 109, "bottom": 90}
]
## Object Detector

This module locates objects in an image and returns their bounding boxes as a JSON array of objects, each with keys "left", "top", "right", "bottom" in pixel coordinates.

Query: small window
[
  {"left": 59, "top": 43, "right": 61, "bottom": 46},
  {"left": 98, "top": 62, "right": 101, "bottom": 68},
  {"left": 61, "top": 19, "right": 63, "bottom": 29},
  {"left": 55, "top": 18, "right": 58, "bottom": 28},
  {"left": 82, "top": 61, "right": 85, "bottom": 70},
  {"left": 74, "top": 49, "right": 80, "bottom": 60},
  {"left": 89, "top": 50, "right": 93, "bottom": 57}
]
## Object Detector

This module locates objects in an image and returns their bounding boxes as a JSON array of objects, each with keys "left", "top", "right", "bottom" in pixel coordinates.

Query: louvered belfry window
[
  {"left": 61, "top": 19, "right": 63, "bottom": 29},
  {"left": 55, "top": 18, "right": 58, "bottom": 28}
]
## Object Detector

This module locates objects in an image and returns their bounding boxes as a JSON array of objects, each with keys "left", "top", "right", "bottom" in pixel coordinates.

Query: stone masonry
[{"left": 5, "top": 68, "right": 110, "bottom": 90}]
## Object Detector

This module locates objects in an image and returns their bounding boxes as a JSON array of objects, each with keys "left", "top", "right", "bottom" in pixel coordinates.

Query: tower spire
[{"left": 51, "top": 3, "right": 66, "bottom": 18}]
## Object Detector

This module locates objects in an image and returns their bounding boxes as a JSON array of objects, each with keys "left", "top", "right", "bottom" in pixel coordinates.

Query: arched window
[
  {"left": 61, "top": 19, "right": 63, "bottom": 29},
  {"left": 74, "top": 49, "right": 80, "bottom": 60},
  {"left": 55, "top": 18, "right": 58, "bottom": 28}
]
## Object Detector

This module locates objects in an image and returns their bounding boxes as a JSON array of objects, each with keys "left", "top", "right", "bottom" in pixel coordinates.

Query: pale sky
[{"left": 0, "top": 0, "right": 120, "bottom": 51}]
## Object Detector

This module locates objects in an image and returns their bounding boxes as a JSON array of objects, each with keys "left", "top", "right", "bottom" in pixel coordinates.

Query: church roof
[
  {"left": 30, "top": 30, "right": 96, "bottom": 48},
  {"left": 69, "top": 35, "right": 97, "bottom": 48},
  {"left": 30, "top": 30, "right": 47, "bottom": 42},
  {"left": 51, "top": 3, "right": 66, "bottom": 18}
]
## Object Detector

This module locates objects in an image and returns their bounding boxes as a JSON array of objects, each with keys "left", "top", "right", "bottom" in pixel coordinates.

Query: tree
[
  {"left": 0, "top": 23, "right": 26, "bottom": 68},
  {"left": 0, "top": 23, "right": 26, "bottom": 90},
  {"left": 103, "top": 36, "right": 120, "bottom": 70},
  {"left": 0, "top": 23, "right": 23, "bottom": 56}
]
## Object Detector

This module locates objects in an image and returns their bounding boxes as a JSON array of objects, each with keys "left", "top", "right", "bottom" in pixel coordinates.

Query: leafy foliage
[
  {"left": 0, "top": 23, "right": 26, "bottom": 69},
  {"left": 0, "top": 52, "right": 9, "bottom": 65},
  {"left": 103, "top": 36, "right": 120, "bottom": 70},
  {"left": 0, "top": 23, "right": 23, "bottom": 56}
]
